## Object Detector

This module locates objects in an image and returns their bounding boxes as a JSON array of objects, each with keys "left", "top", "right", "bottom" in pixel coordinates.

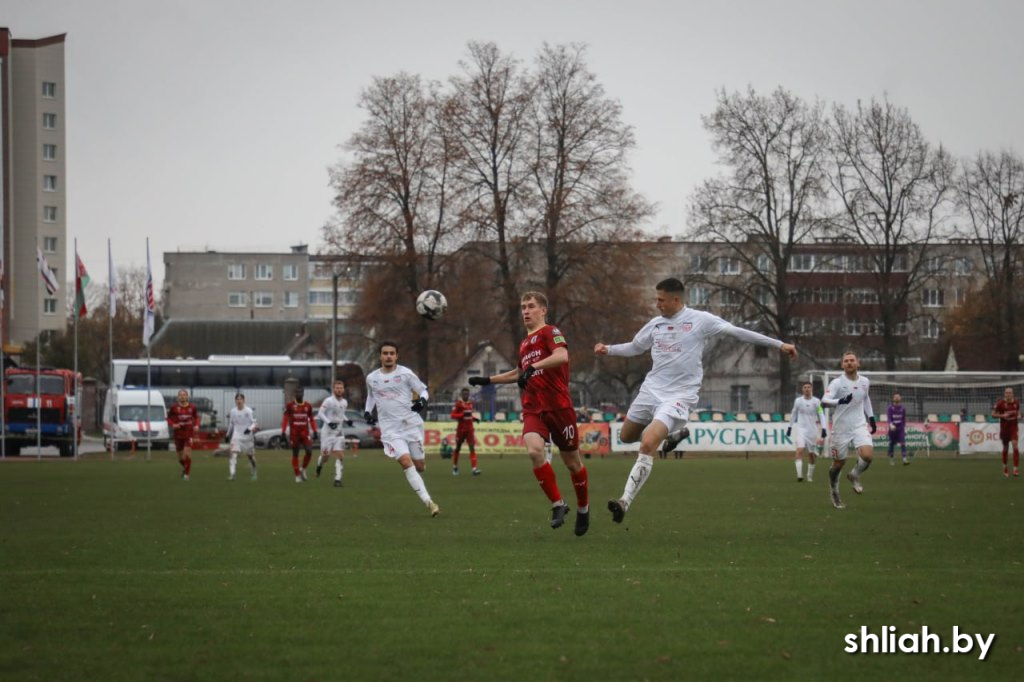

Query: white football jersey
[
  {"left": 607, "top": 307, "right": 783, "bottom": 402},
  {"left": 789, "top": 396, "right": 826, "bottom": 437},
  {"left": 822, "top": 374, "right": 874, "bottom": 434},
  {"left": 227, "top": 406, "right": 257, "bottom": 435},
  {"left": 365, "top": 365, "right": 429, "bottom": 435},
  {"left": 318, "top": 395, "right": 349, "bottom": 429}
]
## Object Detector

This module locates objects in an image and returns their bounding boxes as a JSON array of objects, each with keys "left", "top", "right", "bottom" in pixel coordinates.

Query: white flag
[
  {"left": 37, "top": 247, "right": 60, "bottom": 295},
  {"left": 142, "top": 241, "right": 156, "bottom": 346},
  {"left": 107, "top": 239, "right": 117, "bottom": 318}
]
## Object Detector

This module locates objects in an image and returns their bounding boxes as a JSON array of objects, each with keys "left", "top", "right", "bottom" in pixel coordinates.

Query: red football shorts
[{"left": 522, "top": 408, "right": 580, "bottom": 451}]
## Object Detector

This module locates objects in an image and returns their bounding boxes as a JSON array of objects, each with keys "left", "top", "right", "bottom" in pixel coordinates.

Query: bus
[{"left": 111, "top": 356, "right": 365, "bottom": 431}]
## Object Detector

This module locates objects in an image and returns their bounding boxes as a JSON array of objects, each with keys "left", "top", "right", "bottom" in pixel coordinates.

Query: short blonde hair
[{"left": 521, "top": 291, "right": 548, "bottom": 308}]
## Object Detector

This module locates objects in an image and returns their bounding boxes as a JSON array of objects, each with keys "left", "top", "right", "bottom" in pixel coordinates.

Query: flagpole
[
  {"left": 73, "top": 239, "right": 79, "bottom": 460},
  {"left": 145, "top": 238, "right": 152, "bottom": 462},
  {"left": 108, "top": 239, "right": 115, "bottom": 461},
  {"left": 36, "top": 240, "right": 42, "bottom": 460}
]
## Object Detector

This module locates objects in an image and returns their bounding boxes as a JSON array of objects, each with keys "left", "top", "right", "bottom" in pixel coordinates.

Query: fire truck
[{"left": 3, "top": 367, "right": 82, "bottom": 457}]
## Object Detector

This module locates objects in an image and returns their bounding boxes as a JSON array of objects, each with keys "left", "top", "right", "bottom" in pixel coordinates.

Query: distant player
[
  {"left": 887, "top": 393, "right": 909, "bottom": 465},
  {"left": 993, "top": 387, "right": 1020, "bottom": 478},
  {"left": 450, "top": 387, "right": 481, "bottom": 476},
  {"left": 820, "top": 351, "right": 876, "bottom": 509},
  {"left": 167, "top": 389, "right": 199, "bottom": 480},
  {"left": 364, "top": 341, "right": 440, "bottom": 517},
  {"left": 470, "top": 291, "right": 590, "bottom": 536},
  {"left": 226, "top": 393, "right": 258, "bottom": 481},
  {"left": 316, "top": 380, "right": 351, "bottom": 487},
  {"left": 787, "top": 382, "right": 827, "bottom": 482},
  {"left": 282, "top": 387, "right": 318, "bottom": 482},
  {"left": 594, "top": 278, "right": 796, "bottom": 524}
]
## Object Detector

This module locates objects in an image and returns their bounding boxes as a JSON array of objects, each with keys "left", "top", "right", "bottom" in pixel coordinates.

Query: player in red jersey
[
  {"left": 282, "top": 386, "right": 318, "bottom": 482},
  {"left": 992, "top": 387, "right": 1021, "bottom": 478},
  {"left": 470, "top": 291, "right": 590, "bottom": 536},
  {"left": 167, "top": 389, "right": 199, "bottom": 480},
  {"left": 450, "top": 387, "right": 481, "bottom": 476}
]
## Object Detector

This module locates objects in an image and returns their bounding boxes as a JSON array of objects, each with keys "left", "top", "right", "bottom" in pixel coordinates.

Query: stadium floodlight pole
[{"left": 331, "top": 260, "right": 341, "bottom": 386}]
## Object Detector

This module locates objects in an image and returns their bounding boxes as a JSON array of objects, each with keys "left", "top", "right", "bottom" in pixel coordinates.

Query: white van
[{"left": 102, "top": 388, "right": 171, "bottom": 450}]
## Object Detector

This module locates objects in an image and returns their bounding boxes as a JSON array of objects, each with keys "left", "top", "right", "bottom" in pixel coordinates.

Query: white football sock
[
  {"left": 404, "top": 467, "right": 431, "bottom": 503},
  {"left": 335, "top": 458, "right": 343, "bottom": 480},
  {"left": 622, "top": 454, "right": 654, "bottom": 506},
  {"left": 807, "top": 463, "right": 815, "bottom": 480},
  {"left": 229, "top": 453, "right": 237, "bottom": 477},
  {"left": 795, "top": 459, "right": 804, "bottom": 478},
  {"left": 316, "top": 454, "right": 325, "bottom": 468}
]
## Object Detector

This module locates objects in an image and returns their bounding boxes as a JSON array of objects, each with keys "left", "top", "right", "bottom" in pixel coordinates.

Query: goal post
[{"left": 812, "top": 371, "right": 1024, "bottom": 457}]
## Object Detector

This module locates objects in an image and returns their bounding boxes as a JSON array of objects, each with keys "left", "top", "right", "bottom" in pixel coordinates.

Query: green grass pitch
[{"left": 1, "top": 450, "right": 1021, "bottom": 681}]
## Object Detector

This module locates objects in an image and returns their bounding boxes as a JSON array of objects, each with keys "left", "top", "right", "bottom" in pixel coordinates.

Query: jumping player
[
  {"left": 226, "top": 393, "right": 258, "bottom": 481},
  {"left": 364, "top": 341, "right": 440, "bottom": 517},
  {"left": 316, "top": 380, "right": 351, "bottom": 487},
  {"left": 820, "top": 351, "right": 876, "bottom": 509},
  {"left": 787, "top": 382, "right": 827, "bottom": 482},
  {"left": 167, "top": 389, "right": 199, "bottom": 480},
  {"left": 470, "top": 291, "right": 590, "bottom": 536},
  {"left": 887, "top": 393, "right": 909, "bottom": 465},
  {"left": 282, "top": 387, "right": 317, "bottom": 482},
  {"left": 993, "top": 387, "right": 1020, "bottom": 478},
  {"left": 450, "top": 387, "right": 481, "bottom": 476}
]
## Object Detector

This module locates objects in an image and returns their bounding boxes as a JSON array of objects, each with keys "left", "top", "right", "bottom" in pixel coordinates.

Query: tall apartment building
[{"left": 0, "top": 29, "right": 68, "bottom": 348}]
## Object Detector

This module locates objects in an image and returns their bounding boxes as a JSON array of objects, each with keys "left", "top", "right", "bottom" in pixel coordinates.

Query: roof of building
[{"left": 148, "top": 319, "right": 330, "bottom": 359}]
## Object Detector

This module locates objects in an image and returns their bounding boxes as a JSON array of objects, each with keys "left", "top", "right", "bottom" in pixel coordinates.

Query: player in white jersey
[
  {"left": 316, "top": 380, "right": 352, "bottom": 487},
  {"left": 819, "top": 351, "right": 876, "bottom": 509},
  {"left": 594, "top": 278, "right": 798, "bottom": 524},
  {"left": 364, "top": 341, "right": 439, "bottom": 517},
  {"left": 226, "top": 393, "right": 258, "bottom": 481},
  {"left": 788, "top": 381, "right": 827, "bottom": 482}
]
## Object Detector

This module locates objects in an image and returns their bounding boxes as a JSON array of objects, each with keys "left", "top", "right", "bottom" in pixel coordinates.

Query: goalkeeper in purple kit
[{"left": 887, "top": 393, "right": 909, "bottom": 466}]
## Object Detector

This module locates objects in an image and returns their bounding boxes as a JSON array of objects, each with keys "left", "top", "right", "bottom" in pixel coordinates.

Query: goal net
[{"left": 812, "top": 371, "right": 1024, "bottom": 457}]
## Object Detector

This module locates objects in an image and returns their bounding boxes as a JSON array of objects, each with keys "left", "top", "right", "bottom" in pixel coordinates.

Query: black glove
[
  {"left": 363, "top": 411, "right": 376, "bottom": 426},
  {"left": 821, "top": 428, "right": 827, "bottom": 439},
  {"left": 344, "top": 420, "right": 354, "bottom": 427},
  {"left": 223, "top": 432, "right": 231, "bottom": 444},
  {"left": 517, "top": 365, "right": 537, "bottom": 390},
  {"left": 868, "top": 416, "right": 877, "bottom": 434},
  {"left": 473, "top": 417, "right": 480, "bottom": 423},
  {"left": 328, "top": 422, "right": 338, "bottom": 430},
  {"left": 243, "top": 428, "right": 251, "bottom": 435},
  {"left": 785, "top": 427, "right": 791, "bottom": 437},
  {"left": 412, "top": 397, "right": 427, "bottom": 413},
  {"left": 468, "top": 376, "right": 490, "bottom": 386},
  {"left": 837, "top": 393, "right": 854, "bottom": 405}
]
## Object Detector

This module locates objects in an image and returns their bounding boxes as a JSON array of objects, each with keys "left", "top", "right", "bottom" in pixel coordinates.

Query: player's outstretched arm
[{"left": 780, "top": 343, "right": 797, "bottom": 359}]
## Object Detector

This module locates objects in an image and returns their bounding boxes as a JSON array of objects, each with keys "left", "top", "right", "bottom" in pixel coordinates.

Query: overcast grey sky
[{"left": 6, "top": 0, "right": 1023, "bottom": 290}]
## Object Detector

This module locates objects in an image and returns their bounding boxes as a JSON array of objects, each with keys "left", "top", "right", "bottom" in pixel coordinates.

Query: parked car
[{"left": 253, "top": 410, "right": 381, "bottom": 449}]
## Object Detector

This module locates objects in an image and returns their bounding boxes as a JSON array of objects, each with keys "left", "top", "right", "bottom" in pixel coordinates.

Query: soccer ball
[{"left": 415, "top": 289, "right": 448, "bottom": 320}]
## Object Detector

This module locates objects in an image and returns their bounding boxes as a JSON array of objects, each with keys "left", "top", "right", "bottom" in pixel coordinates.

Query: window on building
[
  {"left": 43, "top": 175, "right": 57, "bottom": 191},
  {"left": 730, "top": 385, "right": 750, "bottom": 413},
  {"left": 818, "top": 254, "right": 845, "bottom": 272},
  {"left": 791, "top": 254, "right": 815, "bottom": 272},
  {"left": 756, "top": 254, "right": 773, "bottom": 273},
  {"left": 924, "top": 256, "right": 943, "bottom": 273},
  {"left": 43, "top": 298, "right": 58, "bottom": 315},
  {"left": 922, "top": 289, "right": 944, "bottom": 307},
  {"left": 42, "top": 81, "right": 57, "bottom": 98},
  {"left": 282, "top": 264, "right": 299, "bottom": 281},
  {"left": 42, "top": 144, "right": 57, "bottom": 161},
  {"left": 228, "top": 292, "right": 248, "bottom": 307},
  {"left": 254, "top": 291, "right": 273, "bottom": 307},
  {"left": 720, "top": 289, "right": 740, "bottom": 307},
  {"left": 689, "top": 254, "right": 709, "bottom": 273},
  {"left": 718, "top": 257, "right": 741, "bottom": 275},
  {"left": 43, "top": 236, "right": 58, "bottom": 252},
  {"left": 953, "top": 288, "right": 967, "bottom": 306},
  {"left": 227, "top": 264, "right": 246, "bottom": 280},
  {"left": 756, "top": 287, "right": 773, "bottom": 306},
  {"left": 283, "top": 291, "right": 299, "bottom": 308},
  {"left": 953, "top": 257, "right": 972, "bottom": 276},
  {"left": 43, "top": 206, "right": 58, "bottom": 223},
  {"left": 689, "top": 286, "right": 710, "bottom": 306},
  {"left": 846, "top": 288, "right": 879, "bottom": 305},
  {"left": 921, "top": 318, "right": 941, "bottom": 340},
  {"left": 42, "top": 113, "right": 57, "bottom": 129},
  {"left": 255, "top": 264, "right": 273, "bottom": 280},
  {"left": 308, "top": 290, "right": 333, "bottom": 306}
]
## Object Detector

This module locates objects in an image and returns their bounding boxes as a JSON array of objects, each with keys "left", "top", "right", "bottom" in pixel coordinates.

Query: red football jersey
[
  {"left": 451, "top": 399, "right": 475, "bottom": 423},
  {"left": 282, "top": 401, "right": 316, "bottom": 433},
  {"left": 167, "top": 403, "right": 199, "bottom": 437},
  {"left": 996, "top": 399, "right": 1020, "bottom": 425},
  {"left": 519, "top": 324, "right": 574, "bottom": 414}
]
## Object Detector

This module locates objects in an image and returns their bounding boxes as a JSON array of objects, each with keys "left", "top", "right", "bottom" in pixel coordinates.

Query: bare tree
[
  {"left": 828, "top": 96, "right": 955, "bottom": 369},
  {"left": 447, "top": 42, "right": 535, "bottom": 354},
  {"left": 953, "top": 150, "right": 1024, "bottom": 368},
  {"left": 686, "top": 86, "right": 830, "bottom": 405},
  {"left": 525, "top": 43, "right": 655, "bottom": 323},
  {"left": 324, "top": 73, "right": 465, "bottom": 381}
]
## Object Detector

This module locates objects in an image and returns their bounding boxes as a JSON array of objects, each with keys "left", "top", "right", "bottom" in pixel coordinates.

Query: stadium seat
[
  {"left": 483, "top": 412, "right": 491, "bottom": 421},
  {"left": 735, "top": 412, "right": 748, "bottom": 422},
  {"left": 760, "top": 413, "right": 772, "bottom": 422},
  {"left": 700, "top": 412, "right": 713, "bottom": 422},
  {"left": 975, "top": 414, "right": 986, "bottom": 423},
  {"left": 771, "top": 413, "right": 783, "bottom": 422},
  {"left": 938, "top": 414, "right": 951, "bottom": 423},
  {"left": 493, "top": 411, "right": 506, "bottom": 421},
  {"left": 950, "top": 414, "right": 961, "bottom": 423},
  {"left": 879, "top": 413, "right": 888, "bottom": 422},
  {"left": 926, "top": 414, "right": 939, "bottom": 423},
  {"left": 783, "top": 413, "right": 791, "bottom": 422},
  {"left": 603, "top": 412, "right": 616, "bottom": 422},
  {"left": 590, "top": 412, "right": 603, "bottom": 422},
  {"left": 712, "top": 413, "right": 724, "bottom": 422},
  {"left": 725, "top": 413, "right": 736, "bottom": 422}
]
